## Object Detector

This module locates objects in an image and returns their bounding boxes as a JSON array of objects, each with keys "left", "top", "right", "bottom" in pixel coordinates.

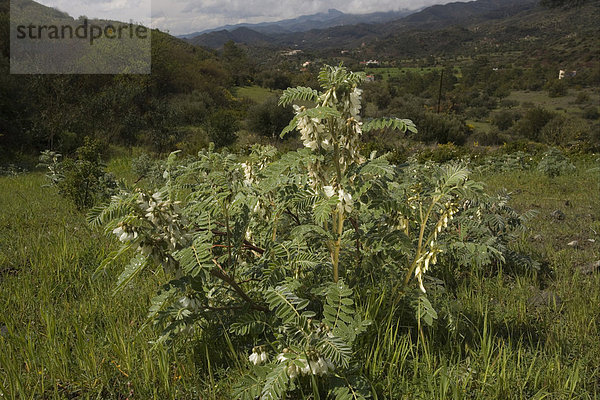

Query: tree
[
  {"left": 247, "top": 97, "right": 294, "bottom": 140},
  {"left": 206, "top": 110, "right": 239, "bottom": 148}
]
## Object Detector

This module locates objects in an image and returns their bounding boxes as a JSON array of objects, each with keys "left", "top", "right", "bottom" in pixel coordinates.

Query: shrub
[
  {"left": 416, "top": 112, "right": 471, "bottom": 145},
  {"left": 247, "top": 97, "right": 294, "bottom": 140},
  {"left": 536, "top": 147, "right": 575, "bottom": 177},
  {"left": 205, "top": 109, "right": 239, "bottom": 148},
  {"left": 514, "top": 107, "right": 556, "bottom": 141},
  {"left": 93, "top": 66, "right": 535, "bottom": 399},
  {"left": 417, "top": 143, "right": 469, "bottom": 163},
  {"left": 545, "top": 79, "right": 568, "bottom": 98},
  {"left": 491, "top": 110, "right": 517, "bottom": 131},
  {"left": 39, "top": 137, "right": 117, "bottom": 209},
  {"left": 582, "top": 106, "right": 599, "bottom": 120}
]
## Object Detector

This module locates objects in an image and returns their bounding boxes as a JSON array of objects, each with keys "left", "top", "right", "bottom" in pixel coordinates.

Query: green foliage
[
  {"left": 536, "top": 147, "right": 575, "bottom": 177},
  {"left": 540, "top": 0, "right": 589, "bottom": 8},
  {"left": 362, "top": 118, "right": 417, "bottom": 134},
  {"left": 414, "top": 294, "right": 438, "bottom": 327},
  {"left": 247, "top": 97, "right": 295, "bottom": 140},
  {"left": 514, "top": 107, "right": 556, "bottom": 141},
  {"left": 491, "top": 110, "right": 518, "bottom": 131},
  {"left": 39, "top": 138, "right": 117, "bottom": 209},
  {"left": 93, "top": 66, "right": 558, "bottom": 399},
  {"left": 206, "top": 110, "right": 239, "bottom": 148},
  {"left": 279, "top": 86, "right": 319, "bottom": 107},
  {"left": 545, "top": 79, "right": 568, "bottom": 98},
  {"left": 416, "top": 143, "right": 469, "bottom": 163}
]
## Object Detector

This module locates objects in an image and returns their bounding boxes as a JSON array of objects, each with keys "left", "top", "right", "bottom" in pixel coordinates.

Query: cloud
[{"left": 34, "top": 0, "right": 462, "bottom": 35}]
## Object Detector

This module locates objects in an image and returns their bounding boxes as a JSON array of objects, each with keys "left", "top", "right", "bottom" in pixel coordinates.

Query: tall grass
[
  {"left": 0, "top": 174, "right": 212, "bottom": 398},
  {"left": 1, "top": 158, "right": 598, "bottom": 398}
]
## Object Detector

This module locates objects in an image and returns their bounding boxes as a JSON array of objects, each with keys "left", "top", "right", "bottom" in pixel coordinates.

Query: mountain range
[
  {"left": 178, "top": 8, "right": 416, "bottom": 39},
  {"left": 185, "top": 0, "right": 541, "bottom": 50}
]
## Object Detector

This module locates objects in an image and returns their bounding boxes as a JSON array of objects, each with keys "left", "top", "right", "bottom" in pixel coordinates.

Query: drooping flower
[{"left": 249, "top": 347, "right": 268, "bottom": 365}]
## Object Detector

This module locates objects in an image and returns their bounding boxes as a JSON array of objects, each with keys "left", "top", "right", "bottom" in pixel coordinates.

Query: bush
[
  {"left": 416, "top": 112, "right": 471, "bottom": 145},
  {"left": 491, "top": 110, "right": 518, "bottom": 131},
  {"left": 417, "top": 143, "right": 469, "bottom": 163},
  {"left": 39, "top": 138, "right": 117, "bottom": 209},
  {"left": 247, "top": 97, "right": 294, "bottom": 140},
  {"left": 514, "top": 107, "right": 556, "bottom": 141},
  {"left": 94, "top": 66, "right": 537, "bottom": 399},
  {"left": 536, "top": 147, "right": 575, "bottom": 177},
  {"left": 205, "top": 109, "right": 239, "bottom": 148},
  {"left": 545, "top": 79, "right": 568, "bottom": 98},
  {"left": 582, "top": 106, "right": 599, "bottom": 120}
]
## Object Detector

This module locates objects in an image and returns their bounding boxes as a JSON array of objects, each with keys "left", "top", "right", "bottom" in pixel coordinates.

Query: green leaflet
[
  {"left": 260, "top": 363, "right": 290, "bottom": 400},
  {"left": 318, "top": 334, "right": 352, "bottom": 369},
  {"left": 322, "top": 281, "right": 355, "bottom": 340},
  {"left": 232, "top": 366, "right": 269, "bottom": 400},
  {"left": 230, "top": 311, "right": 269, "bottom": 336},
  {"left": 265, "top": 284, "right": 312, "bottom": 324},
  {"left": 278, "top": 86, "right": 319, "bottom": 107},
  {"left": 114, "top": 253, "right": 148, "bottom": 294},
  {"left": 362, "top": 117, "right": 417, "bottom": 134},
  {"left": 280, "top": 106, "right": 341, "bottom": 138},
  {"left": 414, "top": 294, "right": 438, "bottom": 327}
]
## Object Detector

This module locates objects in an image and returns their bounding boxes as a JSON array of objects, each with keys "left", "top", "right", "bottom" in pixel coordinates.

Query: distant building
[
  {"left": 302, "top": 61, "right": 312, "bottom": 68},
  {"left": 558, "top": 70, "right": 577, "bottom": 79},
  {"left": 282, "top": 49, "right": 302, "bottom": 56},
  {"left": 365, "top": 75, "right": 375, "bottom": 82},
  {"left": 360, "top": 60, "right": 380, "bottom": 66}
]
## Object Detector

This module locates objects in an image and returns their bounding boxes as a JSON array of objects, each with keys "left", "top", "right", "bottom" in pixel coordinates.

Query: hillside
[
  {"left": 1, "top": 0, "right": 235, "bottom": 158},
  {"left": 370, "top": 0, "right": 600, "bottom": 63}
]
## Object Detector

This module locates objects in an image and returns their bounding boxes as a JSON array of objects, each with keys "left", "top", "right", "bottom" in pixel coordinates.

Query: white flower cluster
[
  {"left": 415, "top": 248, "right": 441, "bottom": 293},
  {"left": 432, "top": 204, "right": 457, "bottom": 241},
  {"left": 324, "top": 185, "right": 353, "bottom": 213},
  {"left": 112, "top": 222, "right": 138, "bottom": 243},
  {"left": 294, "top": 105, "right": 327, "bottom": 152},
  {"left": 137, "top": 191, "right": 188, "bottom": 252},
  {"left": 111, "top": 190, "right": 190, "bottom": 269},
  {"left": 178, "top": 296, "right": 201, "bottom": 312},
  {"left": 277, "top": 351, "right": 335, "bottom": 379},
  {"left": 293, "top": 86, "right": 366, "bottom": 195},
  {"left": 414, "top": 204, "right": 457, "bottom": 293},
  {"left": 249, "top": 347, "right": 269, "bottom": 365},
  {"left": 240, "top": 162, "right": 254, "bottom": 186}
]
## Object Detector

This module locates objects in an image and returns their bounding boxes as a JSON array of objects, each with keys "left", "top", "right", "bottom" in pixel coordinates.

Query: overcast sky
[{"left": 35, "top": 0, "right": 462, "bottom": 35}]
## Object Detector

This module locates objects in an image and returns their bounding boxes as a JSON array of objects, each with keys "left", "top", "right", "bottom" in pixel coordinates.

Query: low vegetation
[{"left": 1, "top": 66, "right": 598, "bottom": 399}]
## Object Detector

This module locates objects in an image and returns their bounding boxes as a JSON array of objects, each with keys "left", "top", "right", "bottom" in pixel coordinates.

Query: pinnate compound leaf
[
  {"left": 114, "top": 253, "right": 148, "bottom": 294},
  {"left": 279, "top": 86, "right": 319, "bottom": 107}
]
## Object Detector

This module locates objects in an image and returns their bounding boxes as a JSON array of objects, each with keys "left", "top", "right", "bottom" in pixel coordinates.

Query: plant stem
[{"left": 403, "top": 197, "right": 439, "bottom": 286}]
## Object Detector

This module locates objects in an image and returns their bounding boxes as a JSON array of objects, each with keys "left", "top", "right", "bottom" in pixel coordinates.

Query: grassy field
[
  {"left": 467, "top": 88, "right": 600, "bottom": 136},
  {"left": 365, "top": 67, "right": 443, "bottom": 81},
  {"left": 234, "top": 85, "right": 278, "bottom": 104},
  {"left": 506, "top": 89, "right": 600, "bottom": 115},
  {"left": 0, "top": 155, "right": 599, "bottom": 398}
]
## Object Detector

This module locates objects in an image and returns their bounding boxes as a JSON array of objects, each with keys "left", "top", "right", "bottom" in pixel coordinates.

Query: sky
[{"left": 35, "top": 0, "right": 461, "bottom": 35}]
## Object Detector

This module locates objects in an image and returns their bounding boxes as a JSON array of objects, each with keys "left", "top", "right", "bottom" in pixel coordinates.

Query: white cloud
[{"left": 33, "top": 0, "right": 462, "bottom": 35}]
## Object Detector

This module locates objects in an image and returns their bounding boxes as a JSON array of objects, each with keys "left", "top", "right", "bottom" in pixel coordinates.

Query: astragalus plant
[{"left": 93, "top": 65, "right": 494, "bottom": 399}]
